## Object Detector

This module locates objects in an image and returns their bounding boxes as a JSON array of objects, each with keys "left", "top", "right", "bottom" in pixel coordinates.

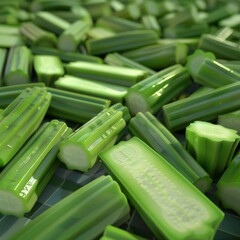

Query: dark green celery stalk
[
  {"left": 186, "top": 121, "right": 240, "bottom": 179},
  {"left": 216, "top": 151, "right": 240, "bottom": 215},
  {"left": 0, "top": 24, "right": 19, "bottom": 35},
  {"left": 4, "top": 45, "right": 32, "bottom": 86},
  {"left": 54, "top": 75, "right": 127, "bottom": 103},
  {"left": 0, "top": 120, "right": 72, "bottom": 217},
  {"left": 218, "top": 110, "right": 240, "bottom": 134},
  {"left": 162, "top": 81, "right": 240, "bottom": 131},
  {"left": 123, "top": 42, "right": 188, "bottom": 70},
  {"left": 20, "top": 22, "right": 57, "bottom": 47},
  {"left": 47, "top": 87, "right": 111, "bottom": 123},
  {"left": 141, "top": 15, "right": 161, "bottom": 35},
  {"left": 34, "top": 11, "right": 70, "bottom": 35},
  {"left": 104, "top": 52, "right": 156, "bottom": 76},
  {"left": 100, "top": 137, "right": 224, "bottom": 240},
  {"left": 58, "top": 107, "right": 125, "bottom": 172},
  {"left": 113, "top": 2, "right": 141, "bottom": 20},
  {"left": 125, "top": 64, "right": 191, "bottom": 115},
  {"left": 65, "top": 61, "right": 147, "bottom": 87},
  {"left": 58, "top": 20, "right": 91, "bottom": 52},
  {"left": 0, "top": 48, "right": 7, "bottom": 86},
  {"left": 0, "top": 34, "right": 23, "bottom": 48},
  {"left": 31, "top": 46, "right": 103, "bottom": 63},
  {"left": 87, "top": 26, "right": 116, "bottom": 39},
  {"left": 85, "top": 30, "right": 159, "bottom": 56},
  {"left": 217, "top": 59, "right": 240, "bottom": 73},
  {"left": 141, "top": 0, "right": 161, "bottom": 17},
  {"left": 0, "top": 87, "right": 51, "bottom": 167},
  {"left": 129, "top": 112, "right": 212, "bottom": 192},
  {"left": 70, "top": 6, "right": 93, "bottom": 25},
  {"left": 33, "top": 55, "right": 64, "bottom": 86},
  {"left": 189, "top": 86, "right": 214, "bottom": 98},
  {"left": 10, "top": 175, "right": 130, "bottom": 240}
]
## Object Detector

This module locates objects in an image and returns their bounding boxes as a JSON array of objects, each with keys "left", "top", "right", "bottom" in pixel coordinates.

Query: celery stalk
[
  {"left": 11, "top": 175, "right": 130, "bottom": 240},
  {"left": 0, "top": 34, "right": 23, "bottom": 48},
  {"left": 141, "top": 15, "right": 161, "bottom": 35},
  {"left": 0, "top": 48, "right": 7, "bottom": 86},
  {"left": 87, "top": 26, "right": 116, "bottom": 39},
  {"left": 0, "top": 24, "right": 19, "bottom": 35},
  {"left": 218, "top": 110, "right": 240, "bottom": 134},
  {"left": 100, "top": 137, "right": 224, "bottom": 240}
]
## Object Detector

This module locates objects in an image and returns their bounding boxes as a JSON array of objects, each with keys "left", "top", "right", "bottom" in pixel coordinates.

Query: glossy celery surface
[
  {"left": 163, "top": 81, "right": 240, "bottom": 131},
  {"left": 11, "top": 175, "right": 130, "bottom": 240},
  {"left": 58, "top": 107, "right": 125, "bottom": 172},
  {"left": 0, "top": 120, "right": 71, "bottom": 217},
  {"left": 100, "top": 137, "right": 224, "bottom": 240},
  {"left": 216, "top": 151, "right": 240, "bottom": 215},
  {"left": 65, "top": 61, "right": 147, "bottom": 87},
  {"left": 0, "top": 87, "right": 51, "bottom": 167},
  {"left": 129, "top": 112, "right": 212, "bottom": 192},
  {"left": 125, "top": 64, "right": 191, "bottom": 115},
  {"left": 186, "top": 121, "right": 240, "bottom": 179}
]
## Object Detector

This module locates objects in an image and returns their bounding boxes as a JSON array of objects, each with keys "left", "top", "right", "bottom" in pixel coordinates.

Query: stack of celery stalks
[{"left": 0, "top": 0, "right": 240, "bottom": 239}]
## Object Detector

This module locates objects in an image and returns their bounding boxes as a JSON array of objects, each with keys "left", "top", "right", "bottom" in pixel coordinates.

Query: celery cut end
[
  {"left": 194, "top": 177, "right": 212, "bottom": 193},
  {"left": 58, "top": 35, "right": 76, "bottom": 52},
  {"left": 125, "top": 92, "right": 148, "bottom": 115},
  {"left": 175, "top": 43, "right": 188, "bottom": 65}
]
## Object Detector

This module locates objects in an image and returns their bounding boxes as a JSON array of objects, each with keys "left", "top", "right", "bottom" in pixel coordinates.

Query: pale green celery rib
[
  {"left": 0, "top": 24, "right": 19, "bottom": 35},
  {"left": 86, "top": 30, "right": 159, "bottom": 56},
  {"left": 189, "top": 86, "right": 214, "bottom": 98},
  {"left": 34, "top": 11, "right": 70, "bottom": 35},
  {"left": 125, "top": 64, "right": 191, "bottom": 115},
  {"left": 104, "top": 52, "right": 156, "bottom": 76},
  {"left": 4, "top": 45, "right": 32, "bottom": 86},
  {"left": 142, "top": 0, "right": 161, "bottom": 17},
  {"left": 31, "top": 46, "right": 103, "bottom": 63},
  {"left": 186, "top": 121, "right": 240, "bottom": 179},
  {"left": 162, "top": 81, "right": 240, "bottom": 131},
  {"left": 65, "top": 61, "right": 147, "bottom": 87},
  {"left": 34, "top": 55, "right": 64, "bottom": 86},
  {"left": 0, "top": 87, "right": 51, "bottom": 167},
  {"left": 216, "top": 152, "right": 240, "bottom": 215},
  {"left": 58, "top": 107, "right": 125, "bottom": 172},
  {"left": 87, "top": 27, "right": 116, "bottom": 39},
  {"left": 123, "top": 42, "right": 188, "bottom": 70},
  {"left": 129, "top": 112, "right": 212, "bottom": 193},
  {"left": 71, "top": 6, "right": 93, "bottom": 25},
  {"left": 213, "top": 26, "right": 234, "bottom": 40},
  {"left": 219, "top": 14, "right": 240, "bottom": 28},
  {"left": 0, "top": 48, "right": 7, "bottom": 86},
  {"left": 47, "top": 87, "right": 111, "bottom": 123},
  {"left": 111, "top": 103, "right": 131, "bottom": 123},
  {"left": 58, "top": 20, "right": 90, "bottom": 52},
  {"left": 10, "top": 175, "right": 130, "bottom": 240},
  {"left": 113, "top": 2, "right": 141, "bottom": 20},
  {"left": 0, "top": 120, "right": 71, "bottom": 217},
  {"left": 0, "top": 34, "right": 23, "bottom": 48},
  {"left": 110, "top": 0, "right": 124, "bottom": 12},
  {"left": 141, "top": 15, "right": 161, "bottom": 35},
  {"left": 100, "top": 137, "right": 224, "bottom": 240},
  {"left": 54, "top": 75, "right": 127, "bottom": 103},
  {"left": 20, "top": 22, "right": 57, "bottom": 47},
  {"left": 218, "top": 110, "right": 240, "bottom": 134}
]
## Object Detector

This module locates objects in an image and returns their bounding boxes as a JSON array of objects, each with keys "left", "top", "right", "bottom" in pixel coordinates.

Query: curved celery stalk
[
  {"left": 162, "top": 81, "right": 240, "bottom": 131},
  {"left": 58, "top": 107, "right": 126, "bottom": 172},
  {"left": 129, "top": 112, "right": 212, "bottom": 192},
  {"left": 4, "top": 45, "right": 32, "bottom": 85},
  {"left": 65, "top": 61, "right": 147, "bottom": 87},
  {"left": 0, "top": 87, "right": 51, "bottom": 167},
  {"left": 125, "top": 64, "right": 191, "bottom": 115},
  {"left": 216, "top": 152, "right": 240, "bottom": 215},
  {"left": 186, "top": 121, "right": 240, "bottom": 178},
  {"left": 0, "top": 120, "right": 71, "bottom": 217},
  {"left": 218, "top": 110, "right": 240, "bottom": 134},
  {"left": 100, "top": 137, "right": 224, "bottom": 240},
  {"left": 123, "top": 42, "right": 188, "bottom": 70},
  {"left": 10, "top": 175, "right": 130, "bottom": 240}
]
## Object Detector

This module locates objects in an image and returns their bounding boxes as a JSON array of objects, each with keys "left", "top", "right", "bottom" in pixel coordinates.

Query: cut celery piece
[
  {"left": 0, "top": 34, "right": 23, "bottom": 48},
  {"left": 114, "top": 2, "right": 141, "bottom": 20},
  {"left": 219, "top": 14, "right": 240, "bottom": 28},
  {"left": 141, "top": 15, "right": 161, "bottom": 35},
  {"left": 0, "top": 24, "right": 19, "bottom": 35},
  {"left": 217, "top": 59, "right": 240, "bottom": 73},
  {"left": 87, "top": 26, "right": 116, "bottom": 39},
  {"left": 11, "top": 175, "right": 130, "bottom": 240},
  {"left": 58, "top": 107, "right": 125, "bottom": 172},
  {"left": 111, "top": 103, "right": 131, "bottom": 123},
  {"left": 0, "top": 48, "right": 7, "bottom": 86},
  {"left": 186, "top": 121, "right": 240, "bottom": 178},
  {"left": 100, "top": 137, "right": 224, "bottom": 240},
  {"left": 218, "top": 110, "right": 240, "bottom": 134}
]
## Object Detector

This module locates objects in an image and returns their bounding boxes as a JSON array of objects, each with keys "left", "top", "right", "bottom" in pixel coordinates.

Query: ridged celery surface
[
  {"left": 33, "top": 55, "right": 64, "bottom": 86},
  {"left": 125, "top": 64, "right": 191, "bottom": 115},
  {"left": 100, "top": 137, "right": 224, "bottom": 240},
  {"left": 0, "top": 34, "right": 23, "bottom": 48},
  {"left": 86, "top": 30, "right": 159, "bottom": 55},
  {"left": 54, "top": 75, "right": 127, "bottom": 103},
  {"left": 186, "top": 121, "right": 240, "bottom": 179},
  {"left": 58, "top": 107, "right": 125, "bottom": 172},
  {"left": 141, "top": 15, "right": 161, "bottom": 34},
  {"left": 0, "top": 24, "right": 19, "bottom": 35},
  {"left": 0, "top": 48, "right": 7, "bottom": 86},
  {"left": 111, "top": 103, "right": 131, "bottom": 123},
  {"left": 4, "top": 45, "right": 32, "bottom": 85},
  {"left": 65, "top": 61, "right": 147, "bottom": 87},
  {"left": 218, "top": 59, "right": 240, "bottom": 73},
  {"left": 123, "top": 42, "right": 188, "bottom": 70},
  {"left": 0, "top": 87, "right": 51, "bottom": 167},
  {"left": 11, "top": 175, "right": 130, "bottom": 240},
  {"left": 163, "top": 81, "right": 240, "bottom": 131},
  {"left": 0, "top": 120, "right": 71, "bottom": 217},
  {"left": 47, "top": 87, "right": 110, "bottom": 123},
  {"left": 129, "top": 112, "right": 212, "bottom": 192},
  {"left": 218, "top": 110, "right": 240, "bottom": 134},
  {"left": 58, "top": 20, "right": 91, "bottom": 52},
  {"left": 216, "top": 151, "right": 240, "bottom": 215}
]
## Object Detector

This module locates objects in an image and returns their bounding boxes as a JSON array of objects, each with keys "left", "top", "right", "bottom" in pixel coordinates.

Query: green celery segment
[
  {"left": 186, "top": 121, "right": 240, "bottom": 178},
  {"left": 0, "top": 34, "right": 23, "bottom": 48},
  {"left": 87, "top": 26, "right": 116, "bottom": 39},
  {"left": 100, "top": 137, "right": 224, "bottom": 240},
  {"left": 0, "top": 48, "right": 7, "bottom": 86},
  {"left": 0, "top": 24, "right": 19, "bottom": 35},
  {"left": 10, "top": 175, "right": 130, "bottom": 240},
  {"left": 218, "top": 110, "right": 240, "bottom": 134},
  {"left": 111, "top": 103, "right": 131, "bottom": 123},
  {"left": 0, "top": 120, "right": 72, "bottom": 217},
  {"left": 141, "top": 15, "right": 161, "bottom": 35},
  {"left": 217, "top": 59, "right": 240, "bottom": 73},
  {"left": 58, "top": 107, "right": 125, "bottom": 172}
]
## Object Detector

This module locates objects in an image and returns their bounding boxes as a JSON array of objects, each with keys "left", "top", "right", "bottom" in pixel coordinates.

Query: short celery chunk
[
  {"left": 100, "top": 137, "right": 224, "bottom": 240},
  {"left": 11, "top": 175, "right": 130, "bottom": 240}
]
